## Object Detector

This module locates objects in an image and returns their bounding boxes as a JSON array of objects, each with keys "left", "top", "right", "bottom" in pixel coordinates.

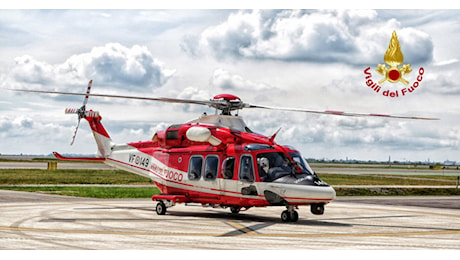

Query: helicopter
[{"left": 10, "top": 80, "right": 438, "bottom": 222}]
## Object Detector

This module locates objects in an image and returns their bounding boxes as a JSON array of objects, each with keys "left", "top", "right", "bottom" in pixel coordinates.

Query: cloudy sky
[{"left": 0, "top": 6, "right": 459, "bottom": 163}]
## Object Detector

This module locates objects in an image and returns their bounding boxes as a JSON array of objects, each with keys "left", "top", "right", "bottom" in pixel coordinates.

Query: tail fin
[{"left": 84, "top": 114, "right": 113, "bottom": 158}]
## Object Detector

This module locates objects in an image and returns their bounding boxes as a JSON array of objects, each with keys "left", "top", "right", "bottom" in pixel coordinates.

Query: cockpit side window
[
  {"left": 239, "top": 155, "right": 254, "bottom": 183},
  {"left": 256, "top": 152, "right": 292, "bottom": 182}
]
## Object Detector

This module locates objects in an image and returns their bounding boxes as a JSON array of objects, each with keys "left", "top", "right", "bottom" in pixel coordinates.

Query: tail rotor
[
  {"left": 65, "top": 80, "right": 100, "bottom": 145},
  {"left": 70, "top": 117, "right": 81, "bottom": 145}
]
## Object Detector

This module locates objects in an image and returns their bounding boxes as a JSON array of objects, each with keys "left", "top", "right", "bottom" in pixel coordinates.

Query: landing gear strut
[{"left": 281, "top": 206, "right": 299, "bottom": 222}]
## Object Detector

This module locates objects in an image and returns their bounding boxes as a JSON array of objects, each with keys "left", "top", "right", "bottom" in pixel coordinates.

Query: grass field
[
  {"left": 0, "top": 186, "right": 159, "bottom": 198},
  {"left": 321, "top": 173, "right": 458, "bottom": 186},
  {"left": 0, "top": 168, "right": 459, "bottom": 198},
  {"left": 0, "top": 168, "right": 157, "bottom": 198},
  {"left": 0, "top": 169, "right": 151, "bottom": 185}
]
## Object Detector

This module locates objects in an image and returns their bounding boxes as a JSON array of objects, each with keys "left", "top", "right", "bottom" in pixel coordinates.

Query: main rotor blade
[
  {"left": 9, "top": 88, "right": 213, "bottom": 107},
  {"left": 82, "top": 80, "right": 92, "bottom": 107},
  {"left": 245, "top": 104, "right": 439, "bottom": 120},
  {"left": 9, "top": 88, "right": 439, "bottom": 120}
]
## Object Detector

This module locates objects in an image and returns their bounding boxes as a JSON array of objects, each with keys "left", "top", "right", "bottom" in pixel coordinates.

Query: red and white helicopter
[{"left": 11, "top": 80, "right": 438, "bottom": 222}]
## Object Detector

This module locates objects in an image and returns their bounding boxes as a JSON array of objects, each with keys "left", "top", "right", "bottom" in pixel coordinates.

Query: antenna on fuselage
[{"left": 269, "top": 127, "right": 282, "bottom": 143}]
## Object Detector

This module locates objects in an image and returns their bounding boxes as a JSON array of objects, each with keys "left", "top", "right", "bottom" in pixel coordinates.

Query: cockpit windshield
[
  {"left": 288, "top": 152, "right": 314, "bottom": 175},
  {"left": 256, "top": 151, "right": 313, "bottom": 182}
]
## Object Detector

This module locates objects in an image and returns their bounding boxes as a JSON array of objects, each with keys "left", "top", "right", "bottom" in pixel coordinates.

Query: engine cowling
[{"left": 186, "top": 126, "right": 222, "bottom": 146}]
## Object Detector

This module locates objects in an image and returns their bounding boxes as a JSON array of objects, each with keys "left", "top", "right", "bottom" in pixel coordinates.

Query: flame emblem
[{"left": 376, "top": 31, "right": 412, "bottom": 85}]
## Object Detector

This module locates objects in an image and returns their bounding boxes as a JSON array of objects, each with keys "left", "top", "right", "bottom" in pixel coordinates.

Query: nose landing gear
[{"left": 281, "top": 205, "right": 299, "bottom": 222}]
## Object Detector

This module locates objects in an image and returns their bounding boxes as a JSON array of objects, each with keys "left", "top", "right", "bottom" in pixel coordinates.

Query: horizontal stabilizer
[{"left": 53, "top": 152, "right": 105, "bottom": 161}]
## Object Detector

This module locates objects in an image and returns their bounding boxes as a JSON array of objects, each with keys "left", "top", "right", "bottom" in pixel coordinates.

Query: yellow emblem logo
[
  {"left": 363, "top": 30, "right": 425, "bottom": 98},
  {"left": 376, "top": 31, "right": 412, "bottom": 85}
]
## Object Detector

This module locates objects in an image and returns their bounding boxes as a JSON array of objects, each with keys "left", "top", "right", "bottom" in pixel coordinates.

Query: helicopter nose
[
  {"left": 309, "top": 185, "right": 336, "bottom": 202},
  {"left": 264, "top": 184, "right": 336, "bottom": 205},
  {"left": 328, "top": 186, "right": 337, "bottom": 200}
]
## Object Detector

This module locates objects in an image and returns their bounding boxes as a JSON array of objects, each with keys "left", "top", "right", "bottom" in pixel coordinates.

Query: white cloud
[
  {"left": 174, "top": 86, "right": 212, "bottom": 113},
  {"left": 8, "top": 43, "right": 176, "bottom": 91},
  {"left": 434, "top": 59, "right": 459, "bottom": 66},
  {"left": 0, "top": 114, "right": 76, "bottom": 154},
  {"left": 177, "top": 86, "right": 210, "bottom": 101},
  {"left": 244, "top": 111, "right": 458, "bottom": 162},
  {"left": 11, "top": 55, "right": 55, "bottom": 86},
  {"left": 421, "top": 62, "right": 460, "bottom": 96},
  {"left": 210, "top": 68, "right": 274, "bottom": 91},
  {"left": 183, "top": 10, "right": 433, "bottom": 65}
]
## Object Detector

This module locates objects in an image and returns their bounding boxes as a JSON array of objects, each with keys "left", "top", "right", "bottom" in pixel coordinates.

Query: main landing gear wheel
[
  {"left": 290, "top": 210, "right": 299, "bottom": 222},
  {"left": 281, "top": 207, "right": 299, "bottom": 222},
  {"left": 155, "top": 201, "right": 167, "bottom": 215},
  {"left": 230, "top": 206, "right": 241, "bottom": 214},
  {"left": 281, "top": 210, "right": 291, "bottom": 222}
]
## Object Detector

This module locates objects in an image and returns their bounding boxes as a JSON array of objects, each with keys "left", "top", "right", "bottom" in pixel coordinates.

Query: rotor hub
[
  {"left": 211, "top": 94, "right": 245, "bottom": 115},
  {"left": 212, "top": 94, "right": 241, "bottom": 101}
]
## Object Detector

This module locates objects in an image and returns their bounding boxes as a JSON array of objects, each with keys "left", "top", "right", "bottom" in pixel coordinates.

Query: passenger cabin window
[
  {"left": 188, "top": 156, "right": 203, "bottom": 181},
  {"left": 204, "top": 156, "right": 219, "bottom": 181},
  {"left": 239, "top": 155, "right": 254, "bottom": 183},
  {"left": 222, "top": 157, "right": 235, "bottom": 179}
]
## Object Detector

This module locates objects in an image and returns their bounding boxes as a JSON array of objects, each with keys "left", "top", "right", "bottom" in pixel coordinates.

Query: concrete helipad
[{"left": 0, "top": 190, "right": 459, "bottom": 249}]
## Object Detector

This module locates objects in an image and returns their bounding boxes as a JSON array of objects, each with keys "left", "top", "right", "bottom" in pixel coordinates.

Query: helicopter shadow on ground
[
  {"left": 165, "top": 209, "right": 352, "bottom": 228},
  {"left": 75, "top": 204, "right": 353, "bottom": 228},
  {"left": 71, "top": 204, "right": 432, "bottom": 233}
]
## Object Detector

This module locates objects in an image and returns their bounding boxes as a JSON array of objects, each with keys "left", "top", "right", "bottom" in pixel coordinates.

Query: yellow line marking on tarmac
[
  {"left": 2, "top": 225, "right": 459, "bottom": 238},
  {"left": 225, "top": 221, "right": 258, "bottom": 236}
]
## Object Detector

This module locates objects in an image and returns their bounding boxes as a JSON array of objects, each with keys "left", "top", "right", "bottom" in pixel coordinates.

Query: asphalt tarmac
[{"left": 0, "top": 190, "right": 459, "bottom": 250}]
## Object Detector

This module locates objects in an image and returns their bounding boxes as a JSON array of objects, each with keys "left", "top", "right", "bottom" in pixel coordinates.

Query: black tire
[
  {"left": 290, "top": 211, "right": 299, "bottom": 222},
  {"left": 230, "top": 206, "right": 240, "bottom": 214},
  {"left": 311, "top": 203, "right": 324, "bottom": 215},
  {"left": 281, "top": 210, "right": 291, "bottom": 222},
  {"left": 156, "top": 201, "right": 167, "bottom": 215}
]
